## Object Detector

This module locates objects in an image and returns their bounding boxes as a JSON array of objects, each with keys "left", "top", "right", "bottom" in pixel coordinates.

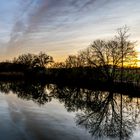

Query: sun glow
[{"left": 136, "top": 46, "right": 140, "bottom": 67}]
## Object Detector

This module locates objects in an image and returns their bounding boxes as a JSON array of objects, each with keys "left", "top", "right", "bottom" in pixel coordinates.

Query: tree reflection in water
[
  {"left": 49, "top": 85, "right": 140, "bottom": 140},
  {"left": 0, "top": 82, "right": 140, "bottom": 139},
  {"left": 0, "top": 81, "right": 52, "bottom": 105}
]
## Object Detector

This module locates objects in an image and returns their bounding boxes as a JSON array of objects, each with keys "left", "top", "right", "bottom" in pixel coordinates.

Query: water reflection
[
  {"left": 0, "top": 81, "right": 140, "bottom": 140},
  {"left": 50, "top": 86, "right": 140, "bottom": 140},
  {"left": 0, "top": 81, "right": 52, "bottom": 105}
]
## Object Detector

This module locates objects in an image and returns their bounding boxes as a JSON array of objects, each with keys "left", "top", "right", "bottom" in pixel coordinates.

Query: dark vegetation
[{"left": 0, "top": 26, "right": 140, "bottom": 88}]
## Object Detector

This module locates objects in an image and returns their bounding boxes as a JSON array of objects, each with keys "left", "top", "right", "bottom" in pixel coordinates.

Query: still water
[{"left": 0, "top": 81, "right": 139, "bottom": 140}]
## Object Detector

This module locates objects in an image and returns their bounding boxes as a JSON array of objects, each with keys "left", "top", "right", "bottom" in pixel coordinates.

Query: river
[{"left": 0, "top": 82, "right": 139, "bottom": 140}]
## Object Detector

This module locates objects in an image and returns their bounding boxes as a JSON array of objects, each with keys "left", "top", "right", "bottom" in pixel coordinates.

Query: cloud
[
  {"left": 6, "top": 0, "right": 36, "bottom": 53},
  {"left": 7, "top": 0, "right": 100, "bottom": 38},
  {"left": 4, "top": 0, "right": 140, "bottom": 60},
  {"left": 5, "top": 0, "right": 113, "bottom": 56}
]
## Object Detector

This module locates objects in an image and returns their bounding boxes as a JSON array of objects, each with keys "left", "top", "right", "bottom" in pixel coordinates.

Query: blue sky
[{"left": 0, "top": 0, "right": 140, "bottom": 61}]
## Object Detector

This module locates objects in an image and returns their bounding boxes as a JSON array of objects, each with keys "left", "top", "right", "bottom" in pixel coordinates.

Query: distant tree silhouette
[
  {"left": 51, "top": 62, "right": 66, "bottom": 68},
  {"left": 65, "top": 55, "right": 79, "bottom": 68},
  {"left": 34, "top": 52, "right": 53, "bottom": 67},
  {"left": 13, "top": 52, "right": 53, "bottom": 68},
  {"left": 13, "top": 53, "right": 36, "bottom": 68},
  {"left": 77, "top": 50, "right": 89, "bottom": 67},
  {"left": 65, "top": 53, "right": 89, "bottom": 68}
]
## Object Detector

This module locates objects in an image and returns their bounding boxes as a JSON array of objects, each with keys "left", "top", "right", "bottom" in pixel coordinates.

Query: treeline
[
  {"left": 0, "top": 26, "right": 140, "bottom": 85},
  {"left": 0, "top": 52, "right": 53, "bottom": 80},
  {"left": 51, "top": 27, "right": 139, "bottom": 84}
]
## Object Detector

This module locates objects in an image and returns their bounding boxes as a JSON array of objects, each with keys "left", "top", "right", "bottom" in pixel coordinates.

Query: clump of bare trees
[
  {"left": 13, "top": 52, "right": 53, "bottom": 68},
  {"left": 52, "top": 26, "right": 137, "bottom": 82},
  {"left": 86, "top": 26, "right": 136, "bottom": 81}
]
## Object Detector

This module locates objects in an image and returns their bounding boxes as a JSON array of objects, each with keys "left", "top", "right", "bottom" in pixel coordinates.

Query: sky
[{"left": 0, "top": 0, "right": 140, "bottom": 62}]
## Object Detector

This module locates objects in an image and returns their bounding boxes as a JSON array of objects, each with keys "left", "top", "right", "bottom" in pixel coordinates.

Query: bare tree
[
  {"left": 115, "top": 26, "right": 137, "bottom": 82},
  {"left": 51, "top": 62, "right": 66, "bottom": 68},
  {"left": 34, "top": 52, "right": 53, "bottom": 67},
  {"left": 13, "top": 52, "right": 53, "bottom": 68},
  {"left": 86, "top": 26, "right": 137, "bottom": 82},
  {"left": 77, "top": 50, "right": 89, "bottom": 67},
  {"left": 65, "top": 55, "right": 79, "bottom": 68},
  {"left": 13, "top": 53, "right": 36, "bottom": 68}
]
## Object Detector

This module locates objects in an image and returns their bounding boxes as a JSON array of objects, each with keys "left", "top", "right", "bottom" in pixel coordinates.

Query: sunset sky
[{"left": 0, "top": 0, "right": 140, "bottom": 62}]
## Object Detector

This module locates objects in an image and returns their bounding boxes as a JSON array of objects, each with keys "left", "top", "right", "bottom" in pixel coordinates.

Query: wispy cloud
[{"left": 0, "top": 0, "right": 139, "bottom": 60}]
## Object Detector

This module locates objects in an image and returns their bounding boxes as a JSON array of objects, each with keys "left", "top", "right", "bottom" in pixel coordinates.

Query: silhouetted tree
[
  {"left": 77, "top": 50, "right": 89, "bottom": 67},
  {"left": 51, "top": 62, "right": 66, "bottom": 68},
  {"left": 65, "top": 55, "right": 79, "bottom": 68},
  {"left": 65, "top": 53, "right": 88, "bottom": 68},
  {"left": 115, "top": 26, "right": 137, "bottom": 82},
  {"left": 85, "top": 26, "right": 137, "bottom": 82},
  {"left": 34, "top": 52, "right": 53, "bottom": 67},
  {"left": 13, "top": 53, "right": 36, "bottom": 68},
  {"left": 13, "top": 52, "right": 53, "bottom": 68}
]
